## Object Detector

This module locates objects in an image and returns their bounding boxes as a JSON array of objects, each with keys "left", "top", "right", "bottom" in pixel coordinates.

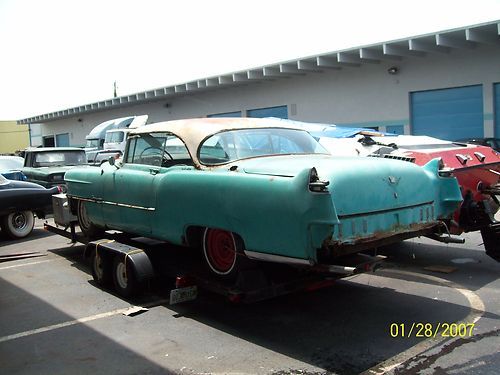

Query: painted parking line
[
  {"left": 0, "top": 259, "right": 55, "bottom": 270},
  {"left": 360, "top": 269, "right": 485, "bottom": 375},
  {"left": 0, "top": 298, "right": 170, "bottom": 344}
]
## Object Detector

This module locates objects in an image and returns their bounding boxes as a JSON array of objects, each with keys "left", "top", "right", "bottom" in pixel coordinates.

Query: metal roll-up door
[
  {"left": 410, "top": 85, "right": 483, "bottom": 140},
  {"left": 247, "top": 105, "right": 288, "bottom": 119},
  {"left": 494, "top": 83, "right": 500, "bottom": 137}
]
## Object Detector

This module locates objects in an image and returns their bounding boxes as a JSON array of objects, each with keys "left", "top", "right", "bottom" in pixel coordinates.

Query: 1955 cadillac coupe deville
[{"left": 65, "top": 118, "right": 462, "bottom": 277}]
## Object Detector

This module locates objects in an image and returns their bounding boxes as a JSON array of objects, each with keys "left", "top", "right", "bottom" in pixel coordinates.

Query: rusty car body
[
  {"left": 64, "top": 118, "right": 463, "bottom": 277},
  {"left": 291, "top": 120, "right": 500, "bottom": 261}
]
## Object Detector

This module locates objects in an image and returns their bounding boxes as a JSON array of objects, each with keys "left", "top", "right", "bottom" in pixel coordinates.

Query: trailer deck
[{"left": 43, "top": 221, "right": 385, "bottom": 304}]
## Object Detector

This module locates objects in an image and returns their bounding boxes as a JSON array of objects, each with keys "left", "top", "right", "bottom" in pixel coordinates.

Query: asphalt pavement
[{"left": 0, "top": 219, "right": 499, "bottom": 374}]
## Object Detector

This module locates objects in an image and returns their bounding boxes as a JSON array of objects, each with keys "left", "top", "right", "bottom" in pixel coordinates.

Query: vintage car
[
  {"left": 65, "top": 118, "right": 462, "bottom": 278},
  {"left": 288, "top": 120, "right": 500, "bottom": 261},
  {"left": 0, "top": 155, "right": 26, "bottom": 181},
  {"left": 0, "top": 174, "right": 59, "bottom": 239},
  {"left": 22, "top": 147, "right": 88, "bottom": 190}
]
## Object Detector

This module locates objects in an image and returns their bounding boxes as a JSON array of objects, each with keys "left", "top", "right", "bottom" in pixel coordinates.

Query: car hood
[
  {"left": 27, "top": 166, "right": 83, "bottom": 175},
  {"left": 236, "top": 154, "right": 461, "bottom": 218}
]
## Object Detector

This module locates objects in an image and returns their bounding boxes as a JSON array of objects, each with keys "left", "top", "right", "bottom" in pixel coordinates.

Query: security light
[{"left": 387, "top": 66, "right": 399, "bottom": 75}]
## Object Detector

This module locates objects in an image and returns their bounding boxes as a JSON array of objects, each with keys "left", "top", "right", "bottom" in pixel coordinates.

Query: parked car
[
  {"left": 65, "top": 118, "right": 462, "bottom": 278},
  {"left": 455, "top": 138, "right": 499, "bottom": 152},
  {"left": 0, "top": 155, "right": 26, "bottom": 181},
  {"left": 286, "top": 119, "right": 500, "bottom": 261},
  {"left": 22, "top": 147, "right": 88, "bottom": 190},
  {"left": 0, "top": 174, "right": 59, "bottom": 239}
]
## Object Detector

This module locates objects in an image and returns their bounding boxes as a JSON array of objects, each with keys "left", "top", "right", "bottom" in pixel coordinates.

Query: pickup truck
[{"left": 22, "top": 147, "right": 88, "bottom": 191}]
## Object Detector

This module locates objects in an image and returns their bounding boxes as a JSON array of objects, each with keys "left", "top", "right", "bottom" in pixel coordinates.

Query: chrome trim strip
[
  {"left": 71, "top": 196, "right": 155, "bottom": 211},
  {"left": 102, "top": 201, "right": 156, "bottom": 211},
  {"left": 244, "top": 250, "right": 313, "bottom": 265}
]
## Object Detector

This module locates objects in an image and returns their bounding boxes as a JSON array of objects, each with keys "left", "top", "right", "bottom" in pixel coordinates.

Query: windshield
[
  {"left": 105, "top": 131, "right": 125, "bottom": 143},
  {"left": 34, "top": 151, "right": 87, "bottom": 167},
  {"left": 0, "top": 157, "right": 23, "bottom": 170},
  {"left": 199, "top": 128, "right": 328, "bottom": 165},
  {"left": 86, "top": 139, "right": 101, "bottom": 148}
]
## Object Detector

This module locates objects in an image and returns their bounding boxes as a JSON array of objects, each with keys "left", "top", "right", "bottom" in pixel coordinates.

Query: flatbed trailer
[{"left": 44, "top": 219, "right": 385, "bottom": 304}]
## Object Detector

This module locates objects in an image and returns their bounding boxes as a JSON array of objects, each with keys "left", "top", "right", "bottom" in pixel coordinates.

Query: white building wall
[{"left": 39, "top": 44, "right": 500, "bottom": 146}]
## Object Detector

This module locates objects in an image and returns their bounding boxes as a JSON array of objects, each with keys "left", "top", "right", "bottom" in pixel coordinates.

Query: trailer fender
[{"left": 84, "top": 240, "right": 155, "bottom": 281}]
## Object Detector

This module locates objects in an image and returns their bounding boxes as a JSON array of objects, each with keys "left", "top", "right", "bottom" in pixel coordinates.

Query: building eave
[{"left": 17, "top": 19, "right": 500, "bottom": 125}]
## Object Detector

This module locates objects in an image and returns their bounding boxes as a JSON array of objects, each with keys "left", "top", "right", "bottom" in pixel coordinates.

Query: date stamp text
[{"left": 390, "top": 323, "right": 475, "bottom": 338}]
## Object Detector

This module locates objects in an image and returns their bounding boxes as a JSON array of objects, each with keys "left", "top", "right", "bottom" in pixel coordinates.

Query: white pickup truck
[{"left": 87, "top": 115, "right": 148, "bottom": 165}]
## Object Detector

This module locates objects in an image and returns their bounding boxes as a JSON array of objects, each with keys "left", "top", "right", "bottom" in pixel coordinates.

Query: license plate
[{"left": 169, "top": 286, "right": 198, "bottom": 305}]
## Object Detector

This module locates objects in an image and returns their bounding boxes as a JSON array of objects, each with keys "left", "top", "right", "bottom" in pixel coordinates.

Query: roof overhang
[{"left": 17, "top": 20, "right": 500, "bottom": 125}]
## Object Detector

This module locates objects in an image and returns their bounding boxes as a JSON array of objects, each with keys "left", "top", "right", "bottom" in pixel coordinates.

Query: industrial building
[{"left": 17, "top": 20, "right": 500, "bottom": 147}]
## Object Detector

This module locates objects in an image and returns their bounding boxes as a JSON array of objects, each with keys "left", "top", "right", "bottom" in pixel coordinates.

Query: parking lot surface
[{"left": 1, "top": 219, "right": 499, "bottom": 374}]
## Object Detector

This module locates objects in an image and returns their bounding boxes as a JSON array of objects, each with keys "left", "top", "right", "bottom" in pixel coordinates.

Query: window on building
[
  {"left": 55, "top": 133, "right": 70, "bottom": 147},
  {"left": 43, "top": 135, "right": 55, "bottom": 147}
]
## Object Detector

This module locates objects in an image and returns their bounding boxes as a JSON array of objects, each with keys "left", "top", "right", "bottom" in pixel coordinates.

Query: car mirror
[{"left": 108, "top": 156, "right": 121, "bottom": 169}]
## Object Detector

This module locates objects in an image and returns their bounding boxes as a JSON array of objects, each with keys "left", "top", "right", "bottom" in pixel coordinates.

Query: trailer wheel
[
  {"left": 1, "top": 211, "right": 35, "bottom": 239},
  {"left": 90, "top": 249, "right": 112, "bottom": 286},
  {"left": 112, "top": 255, "right": 141, "bottom": 298},
  {"left": 203, "top": 228, "right": 249, "bottom": 278},
  {"left": 77, "top": 200, "right": 103, "bottom": 239}
]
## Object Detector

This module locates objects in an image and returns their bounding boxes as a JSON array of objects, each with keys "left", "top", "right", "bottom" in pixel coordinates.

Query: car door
[{"left": 100, "top": 132, "right": 169, "bottom": 235}]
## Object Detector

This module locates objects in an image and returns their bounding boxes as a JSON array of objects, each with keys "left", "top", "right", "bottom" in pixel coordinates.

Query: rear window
[
  {"left": 199, "top": 128, "right": 328, "bottom": 165},
  {"left": 33, "top": 151, "right": 87, "bottom": 167}
]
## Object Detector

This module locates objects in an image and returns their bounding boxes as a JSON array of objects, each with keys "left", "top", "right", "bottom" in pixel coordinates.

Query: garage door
[
  {"left": 410, "top": 85, "right": 483, "bottom": 140},
  {"left": 207, "top": 111, "right": 242, "bottom": 118},
  {"left": 247, "top": 105, "right": 288, "bottom": 119},
  {"left": 495, "top": 83, "right": 500, "bottom": 137}
]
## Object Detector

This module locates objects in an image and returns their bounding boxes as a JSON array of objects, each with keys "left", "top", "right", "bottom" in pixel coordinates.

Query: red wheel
[{"left": 203, "top": 228, "right": 238, "bottom": 276}]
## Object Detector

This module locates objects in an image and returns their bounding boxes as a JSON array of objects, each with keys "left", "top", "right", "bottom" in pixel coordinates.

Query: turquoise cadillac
[{"left": 65, "top": 118, "right": 462, "bottom": 277}]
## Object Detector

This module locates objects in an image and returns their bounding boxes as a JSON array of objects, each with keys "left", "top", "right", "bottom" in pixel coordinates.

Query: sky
[{"left": 0, "top": 0, "right": 499, "bottom": 120}]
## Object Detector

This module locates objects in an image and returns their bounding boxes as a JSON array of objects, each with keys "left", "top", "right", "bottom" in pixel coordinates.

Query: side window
[
  {"left": 125, "top": 138, "right": 137, "bottom": 164},
  {"left": 126, "top": 133, "right": 191, "bottom": 167}
]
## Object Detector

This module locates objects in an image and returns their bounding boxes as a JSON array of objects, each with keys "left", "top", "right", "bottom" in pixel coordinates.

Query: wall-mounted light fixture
[{"left": 387, "top": 66, "right": 399, "bottom": 75}]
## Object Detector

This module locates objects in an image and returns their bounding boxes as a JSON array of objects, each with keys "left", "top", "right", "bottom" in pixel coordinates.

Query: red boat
[{"left": 316, "top": 133, "right": 500, "bottom": 261}]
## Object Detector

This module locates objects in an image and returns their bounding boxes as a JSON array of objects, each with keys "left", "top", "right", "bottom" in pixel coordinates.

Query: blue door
[
  {"left": 56, "top": 133, "right": 70, "bottom": 146},
  {"left": 207, "top": 111, "right": 242, "bottom": 118},
  {"left": 386, "top": 125, "right": 404, "bottom": 135},
  {"left": 247, "top": 105, "right": 288, "bottom": 119},
  {"left": 494, "top": 83, "right": 500, "bottom": 137},
  {"left": 411, "top": 85, "right": 483, "bottom": 140}
]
